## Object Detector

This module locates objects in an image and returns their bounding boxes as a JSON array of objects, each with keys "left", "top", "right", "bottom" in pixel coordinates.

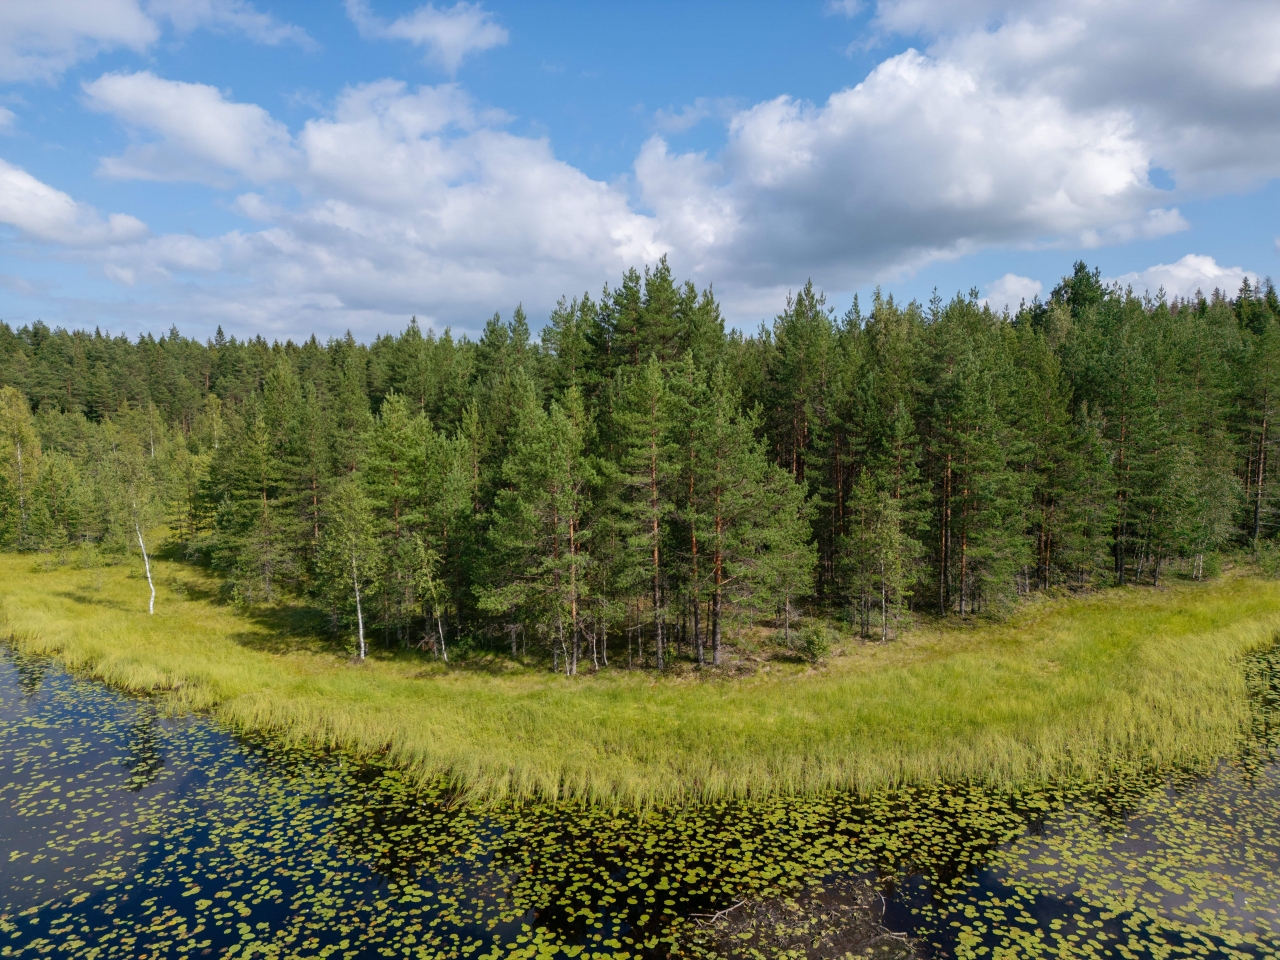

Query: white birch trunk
[
  {"left": 352, "top": 554, "right": 366, "bottom": 660},
  {"left": 135, "top": 520, "right": 155, "bottom": 615}
]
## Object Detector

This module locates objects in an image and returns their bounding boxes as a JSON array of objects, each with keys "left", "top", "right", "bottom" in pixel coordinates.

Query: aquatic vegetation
[
  {"left": 5, "top": 553, "right": 1280, "bottom": 806},
  {"left": 4, "top": 645, "right": 1280, "bottom": 958},
  {"left": 675, "top": 876, "right": 916, "bottom": 959}
]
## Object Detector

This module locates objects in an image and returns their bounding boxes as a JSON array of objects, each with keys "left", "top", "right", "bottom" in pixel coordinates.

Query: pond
[{"left": 2, "top": 645, "right": 1280, "bottom": 959}]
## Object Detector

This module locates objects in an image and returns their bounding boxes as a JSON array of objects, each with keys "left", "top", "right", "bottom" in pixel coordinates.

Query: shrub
[
  {"left": 798, "top": 625, "right": 836, "bottom": 663},
  {"left": 1255, "top": 543, "right": 1280, "bottom": 579}
]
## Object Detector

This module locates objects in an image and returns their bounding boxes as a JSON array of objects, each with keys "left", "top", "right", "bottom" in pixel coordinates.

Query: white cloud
[
  {"left": 0, "top": 0, "right": 310, "bottom": 83},
  {"left": 346, "top": 0, "right": 507, "bottom": 74},
  {"left": 9, "top": 1, "right": 1280, "bottom": 338},
  {"left": 0, "top": 158, "right": 147, "bottom": 246},
  {"left": 79, "top": 80, "right": 660, "bottom": 337},
  {"left": 633, "top": 1, "right": 1280, "bottom": 303},
  {"left": 146, "top": 0, "right": 314, "bottom": 48},
  {"left": 0, "top": 108, "right": 14, "bottom": 133},
  {"left": 1078, "top": 207, "right": 1188, "bottom": 248},
  {"left": 872, "top": 0, "right": 1280, "bottom": 192},
  {"left": 83, "top": 72, "right": 298, "bottom": 184},
  {"left": 653, "top": 98, "right": 736, "bottom": 134},
  {"left": 638, "top": 48, "right": 1169, "bottom": 291},
  {"left": 1107, "top": 254, "right": 1256, "bottom": 301},
  {"left": 983, "top": 273, "right": 1041, "bottom": 312},
  {"left": 0, "top": 0, "right": 157, "bottom": 82}
]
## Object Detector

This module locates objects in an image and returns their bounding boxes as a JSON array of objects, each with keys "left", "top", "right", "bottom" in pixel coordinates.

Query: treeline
[{"left": 1, "top": 260, "right": 1278, "bottom": 671}]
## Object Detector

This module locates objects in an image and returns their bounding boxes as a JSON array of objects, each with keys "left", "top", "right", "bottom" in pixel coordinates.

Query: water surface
[{"left": 3, "top": 646, "right": 1280, "bottom": 958}]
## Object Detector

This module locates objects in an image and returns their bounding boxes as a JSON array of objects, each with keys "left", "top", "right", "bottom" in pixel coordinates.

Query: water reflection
[
  {"left": 123, "top": 705, "right": 165, "bottom": 791},
  {"left": 1, "top": 644, "right": 1279, "bottom": 958},
  {"left": 12, "top": 657, "right": 45, "bottom": 699}
]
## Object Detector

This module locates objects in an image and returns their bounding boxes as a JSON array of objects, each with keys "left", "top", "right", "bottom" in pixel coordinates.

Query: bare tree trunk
[
  {"left": 14, "top": 440, "right": 23, "bottom": 520},
  {"left": 135, "top": 519, "right": 155, "bottom": 615},
  {"left": 1255, "top": 414, "right": 1268, "bottom": 551},
  {"left": 352, "top": 555, "right": 366, "bottom": 660},
  {"left": 880, "top": 560, "right": 887, "bottom": 642},
  {"left": 711, "top": 591, "right": 721, "bottom": 665},
  {"left": 712, "top": 497, "right": 724, "bottom": 664},
  {"left": 693, "top": 591, "right": 703, "bottom": 665},
  {"left": 653, "top": 534, "right": 664, "bottom": 672},
  {"left": 939, "top": 451, "right": 950, "bottom": 613},
  {"left": 1116, "top": 420, "right": 1127, "bottom": 585},
  {"left": 650, "top": 421, "right": 664, "bottom": 672}
]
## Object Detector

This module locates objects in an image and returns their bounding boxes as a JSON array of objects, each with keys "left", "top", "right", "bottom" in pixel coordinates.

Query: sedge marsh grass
[{"left": 4, "top": 552, "right": 1279, "bottom": 807}]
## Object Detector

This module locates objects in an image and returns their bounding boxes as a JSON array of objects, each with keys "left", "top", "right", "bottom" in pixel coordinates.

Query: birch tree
[{"left": 319, "top": 476, "right": 379, "bottom": 660}]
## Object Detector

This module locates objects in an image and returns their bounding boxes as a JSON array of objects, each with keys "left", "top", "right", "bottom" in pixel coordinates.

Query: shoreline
[{"left": 4, "top": 551, "right": 1279, "bottom": 807}]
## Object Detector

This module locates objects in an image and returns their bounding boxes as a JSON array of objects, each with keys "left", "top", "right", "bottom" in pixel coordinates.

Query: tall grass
[{"left": 4, "top": 552, "right": 1279, "bottom": 807}]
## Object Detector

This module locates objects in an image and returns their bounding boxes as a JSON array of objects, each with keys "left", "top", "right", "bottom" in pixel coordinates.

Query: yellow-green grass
[{"left": 4, "top": 551, "right": 1280, "bottom": 808}]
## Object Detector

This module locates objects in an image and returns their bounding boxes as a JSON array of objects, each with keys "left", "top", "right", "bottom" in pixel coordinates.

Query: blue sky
[{"left": 0, "top": 0, "right": 1277, "bottom": 342}]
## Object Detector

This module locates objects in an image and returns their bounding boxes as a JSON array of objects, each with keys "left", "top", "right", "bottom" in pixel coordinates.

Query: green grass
[{"left": 4, "top": 550, "right": 1280, "bottom": 807}]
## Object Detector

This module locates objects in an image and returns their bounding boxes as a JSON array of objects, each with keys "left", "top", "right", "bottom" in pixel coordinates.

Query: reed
[{"left": 4, "top": 551, "right": 1279, "bottom": 807}]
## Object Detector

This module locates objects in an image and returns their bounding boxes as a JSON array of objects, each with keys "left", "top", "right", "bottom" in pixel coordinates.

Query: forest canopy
[{"left": 1, "top": 260, "right": 1278, "bottom": 673}]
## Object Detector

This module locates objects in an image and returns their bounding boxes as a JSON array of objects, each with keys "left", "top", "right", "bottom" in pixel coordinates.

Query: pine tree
[
  {"left": 478, "top": 383, "right": 594, "bottom": 674},
  {"left": 366, "top": 392, "right": 426, "bottom": 645},
  {"left": 666, "top": 354, "right": 710, "bottom": 663},
  {"left": 751, "top": 455, "right": 815, "bottom": 643},
  {"left": 924, "top": 298, "right": 1032, "bottom": 613},
  {"left": 614, "top": 357, "right": 674, "bottom": 669},
  {"left": 1244, "top": 321, "right": 1280, "bottom": 550}
]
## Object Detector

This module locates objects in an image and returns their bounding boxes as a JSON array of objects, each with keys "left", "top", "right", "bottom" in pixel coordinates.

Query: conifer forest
[{"left": 2, "top": 260, "right": 1278, "bottom": 674}]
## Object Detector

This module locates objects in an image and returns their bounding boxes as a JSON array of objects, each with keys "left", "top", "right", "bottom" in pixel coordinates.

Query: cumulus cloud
[
  {"left": 83, "top": 72, "right": 299, "bottom": 184},
  {"left": 10, "top": 1, "right": 1280, "bottom": 337},
  {"left": 873, "top": 0, "right": 1280, "bottom": 191},
  {"left": 146, "top": 0, "right": 314, "bottom": 48},
  {"left": 984, "top": 273, "right": 1042, "bottom": 312},
  {"left": 0, "top": 0, "right": 310, "bottom": 82},
  {"left": 0, "top": 0, "right": 157, "bottom": 82},
  {"left": 1107, "top": 254, "right": 1257, "bottom": 302},
  {"left": 0, "top": 158, "right": 148, "bottom": 246},
  {"left": 79, "top": 79, "right": 659, "bottom": 336},
  {"left": 346, "top": 0, "right": 507, "bottom": 74},
  {"left": 630, "top": 0, "right": 1280, "bottom": 304},
  {"left": 638, "top": 47, "right": 1171, "bottom": 291}
]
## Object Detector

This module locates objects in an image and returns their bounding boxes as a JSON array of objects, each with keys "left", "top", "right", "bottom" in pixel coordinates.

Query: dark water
[{"left": 2, "top": 647, "right": 1280, "bottom": 959}]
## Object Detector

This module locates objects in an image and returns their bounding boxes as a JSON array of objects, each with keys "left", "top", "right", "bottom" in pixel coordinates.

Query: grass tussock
[{"left": 4, "top": 551, "right": 1280, "bottom": 808}]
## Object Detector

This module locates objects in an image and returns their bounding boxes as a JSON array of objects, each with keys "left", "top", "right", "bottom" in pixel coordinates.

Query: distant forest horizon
[{"left": 1, "top": 258, "right": 1278, "bottom": 673}]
